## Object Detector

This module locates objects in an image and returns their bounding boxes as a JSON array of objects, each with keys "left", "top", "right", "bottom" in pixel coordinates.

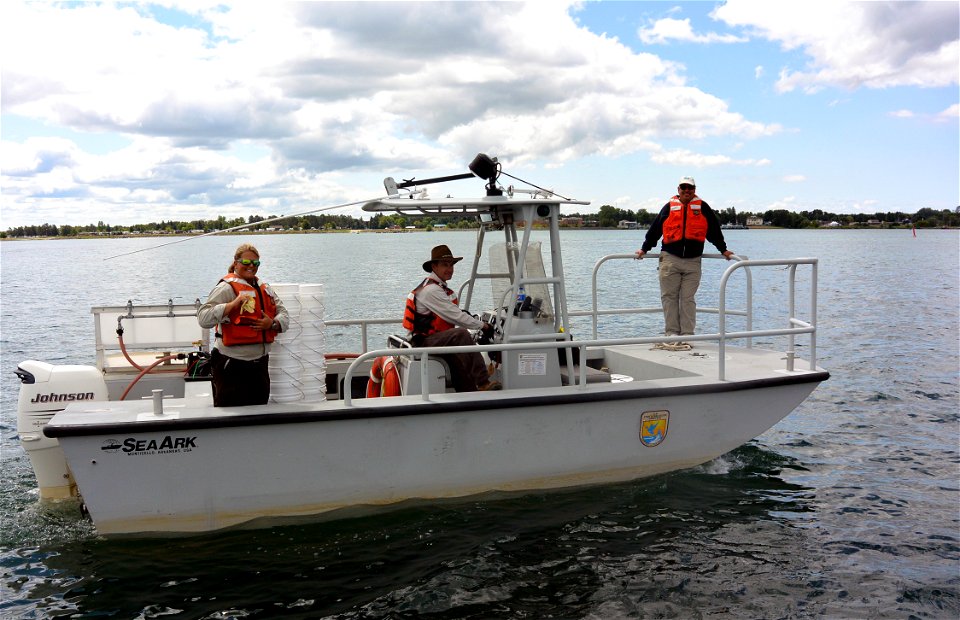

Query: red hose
[
  {"left": 117, "top": 331, "right": 183, "bottom": 373},
  {"left": 120, "top": 354, "right": 181, "bottom": 401}
]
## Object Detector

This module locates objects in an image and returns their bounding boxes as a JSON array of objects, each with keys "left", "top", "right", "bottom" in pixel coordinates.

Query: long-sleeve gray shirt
[
  {"left": 198, "top": 279, "right": 290, "bottom": 361},
  {"left": 412, "top": 272, "right": 482, "bottom": 332}
]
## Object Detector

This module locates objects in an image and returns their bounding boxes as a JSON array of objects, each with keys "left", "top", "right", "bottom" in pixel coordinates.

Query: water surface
[{"left": 1, "top": 228, "right": 957, "bottom": 618}]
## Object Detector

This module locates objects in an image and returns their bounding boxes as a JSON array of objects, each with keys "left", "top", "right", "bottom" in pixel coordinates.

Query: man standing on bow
[
  {"left": 404, "top": 245, "right": 500, "bottom": 391},
  {"left": 635, "top": 177, "right": 734, "bottom": 347}
]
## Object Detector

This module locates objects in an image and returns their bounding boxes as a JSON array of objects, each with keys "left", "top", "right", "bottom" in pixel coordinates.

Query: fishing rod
[{"left": 102, "top": 191, "right": 421, "bottom": 261}]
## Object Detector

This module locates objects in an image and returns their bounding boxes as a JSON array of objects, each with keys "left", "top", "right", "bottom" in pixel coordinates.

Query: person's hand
[
  {"left": 722, "top": 250, "right": 734, "bottom": 260},
  {"left": 252, "top": 316, "right": 275, "bottom": 331},
  {"left": 225, "top": 295, "right": 245, "bottom": 313},
  {"left": 476, "top": 322, "right": 495, "bottom": 345},
  {"left": 635, "top": 250, "right": 646, "bottom": 259}
]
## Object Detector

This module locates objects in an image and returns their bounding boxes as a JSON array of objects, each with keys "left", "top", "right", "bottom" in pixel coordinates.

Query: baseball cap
[{"left": 679, "top": 176, "right": 696, "bottom": 187}]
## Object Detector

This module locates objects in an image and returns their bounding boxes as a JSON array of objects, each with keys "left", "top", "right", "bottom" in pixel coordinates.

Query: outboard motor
[{"left": 15, "top": 360, "right": 108, "bottom": 499}]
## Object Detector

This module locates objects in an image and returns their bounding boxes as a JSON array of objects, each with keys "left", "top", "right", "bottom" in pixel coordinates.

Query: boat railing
[
  {"left": 585, "top": 253, "right": 818, "bottom": 379},
  {"left": 584, "top": 253, "right": 753, "bottom": 341},
  {"left": 336, "top": 253, "right": 819, "bottom": 403},
  {"left": 324, "top": 318, "right": 398, "bottom": 353},
  {"left": 717, "top": 257, "right": 819, "bottom": 378},
  {"left": 340, "top": 317, "right": 811, "bottom": 406}
]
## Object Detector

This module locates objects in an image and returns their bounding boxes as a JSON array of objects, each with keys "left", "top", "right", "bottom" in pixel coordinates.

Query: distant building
[
  {"left": 617, "top": 220, "right": 638, "bottom": 229},
  {"left": 746, "top": 216, "right": 763, "bottom": 227},
  {"left": 560, "top": 217, "right": 583, "bottom": 227}
]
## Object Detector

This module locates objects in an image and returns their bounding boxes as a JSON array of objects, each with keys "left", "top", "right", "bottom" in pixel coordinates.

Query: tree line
[
  {"left": 1, "top": 213, "right": 479, "bottom": 239},
  {"left": 3, "top": 206, "right": 958, "bottom": 239},
  {"left": 589, "top": 205, "right": 959, "bottom": 229}
]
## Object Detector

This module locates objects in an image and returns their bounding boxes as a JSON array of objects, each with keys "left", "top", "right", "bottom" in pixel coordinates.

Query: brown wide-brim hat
[{"left": 422, "top": 244, "right": 463, "bottom": 272}]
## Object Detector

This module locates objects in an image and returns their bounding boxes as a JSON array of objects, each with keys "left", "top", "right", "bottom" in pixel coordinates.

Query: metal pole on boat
[
  {"left": 787, "top": 264, "right": 797, "bottom": 371},
  {"left": 152, "top": 389, "right": 164, "bottom": 416},
  {"left": 809, "top": 259, "right": 818, "bottom": 370}
]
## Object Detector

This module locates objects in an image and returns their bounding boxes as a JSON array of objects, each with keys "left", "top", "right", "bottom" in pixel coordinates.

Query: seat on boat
[
  {"left": 387, "top": 334, "right": 454, "bottom": 394},
  {"left": 559, "top": 364, "right": 612, "bottom": 385},
  {"left": 556, "top": 343, "right": 611, "bottom": 385}
]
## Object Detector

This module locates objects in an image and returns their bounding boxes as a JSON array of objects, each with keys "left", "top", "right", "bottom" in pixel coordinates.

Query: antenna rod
[{"left": 393, "top": 172, "right": 475, "bottom": 189}]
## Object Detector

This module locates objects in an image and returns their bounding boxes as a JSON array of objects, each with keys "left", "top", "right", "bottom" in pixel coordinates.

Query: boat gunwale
[{"left": 43, "top": 370, "right": 828, "bottom": 438}]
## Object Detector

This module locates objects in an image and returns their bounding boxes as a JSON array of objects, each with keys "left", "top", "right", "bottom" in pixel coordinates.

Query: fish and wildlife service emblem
[{"left": 639, "top": 410, "right": 669, "bottom": 447}]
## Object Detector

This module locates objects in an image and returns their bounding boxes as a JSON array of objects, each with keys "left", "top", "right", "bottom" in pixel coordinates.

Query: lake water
[{"left": 1, "top": 229, "right": 958, "bottom": 618}]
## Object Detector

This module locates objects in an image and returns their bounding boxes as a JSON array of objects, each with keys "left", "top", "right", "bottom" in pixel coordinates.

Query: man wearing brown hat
[{"left": 402, "top": 244, "right": 500, "bottom": 391}]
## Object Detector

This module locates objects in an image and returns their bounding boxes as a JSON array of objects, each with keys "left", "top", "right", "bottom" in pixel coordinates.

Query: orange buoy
[{"left": 366, "top": 356, "right": 401, "bottom": 398}]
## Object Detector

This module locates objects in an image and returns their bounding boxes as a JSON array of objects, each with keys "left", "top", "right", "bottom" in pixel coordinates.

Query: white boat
[{"left": 15, "top": 154, "right": 828, "bottom": 536}]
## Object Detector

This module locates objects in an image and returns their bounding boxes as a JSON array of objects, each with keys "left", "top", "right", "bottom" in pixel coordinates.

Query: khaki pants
[{"left": 658, "top": 253, "right": 702, "bottom": 336}]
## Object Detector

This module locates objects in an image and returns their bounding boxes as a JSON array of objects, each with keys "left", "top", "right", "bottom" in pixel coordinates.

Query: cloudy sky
[{"left": 2, "top": 0, "right": 957, "bottom": 228}]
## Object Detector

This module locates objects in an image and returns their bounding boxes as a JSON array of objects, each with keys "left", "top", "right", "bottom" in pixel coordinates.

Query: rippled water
[{"left": 2, "top": 229, "right": 958, "bottom": 618}]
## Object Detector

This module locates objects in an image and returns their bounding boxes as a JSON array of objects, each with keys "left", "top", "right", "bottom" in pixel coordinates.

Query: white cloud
[
  {"left": 845, "top": 199, "right": 882, "bottom": 214},
  {"left": 1, "top": 1, "right": 953, "bottom": 228},
  {"left": 646, "top": 146, "right": 771, "bottom": 168},
  {"left": 783, "top": 174, "right": 806, "bottom": 183},
  {"left": 937, "top": 103, "right": 960, "bottom": 122},
  {"left": 638, "top": 17, "right": 746, "bottom": 45},
  {"left": 889, "top": 110, "right": 915, "bottom": 119},
  {"left": 1, "top": 0, "right": 794, "bottom": 227},
  {"left": 713, "top": 0, "right": 959, "bottom": 92},
  {"left": 766, "top": 196, "right": 799, "bottom": 211},
  {"left": 754, "top": 65, "right": 764, "bottom": 79}
]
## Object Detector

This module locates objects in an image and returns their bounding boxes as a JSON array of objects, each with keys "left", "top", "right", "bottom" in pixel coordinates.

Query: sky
[{"left": 1, "top": 0, "right": 958, "bottom": 229}]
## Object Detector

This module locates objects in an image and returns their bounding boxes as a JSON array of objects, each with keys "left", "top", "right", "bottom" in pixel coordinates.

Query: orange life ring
[{"left": 366, "top": 356, "right": 401, "bottom": 398}]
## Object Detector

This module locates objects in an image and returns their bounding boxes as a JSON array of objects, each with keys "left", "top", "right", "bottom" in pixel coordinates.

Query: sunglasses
[
  {"left": 237, "top": 258, "right": 261, "bottom": 267},
  {"left": 679, "top": 185, "right": 695, "bottom": 190}
]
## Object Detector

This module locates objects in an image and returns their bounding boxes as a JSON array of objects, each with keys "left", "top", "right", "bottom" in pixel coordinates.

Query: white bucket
[{"left": 264, "top": 282, "right": 327, "bottom": 402}]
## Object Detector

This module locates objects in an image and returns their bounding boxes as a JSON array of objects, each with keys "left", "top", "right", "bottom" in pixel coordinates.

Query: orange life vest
[
  {"left": 662, "top": 196, "right": 708, "bottom": 244},
  {"left": 366, "top": 356, "right": 402, "bottom": 397},
  {"left": 217, "top": 274, "right": 278, "bottom": 346},
  {"left": 402, "top": 278, "right": 457, "bottom": 337}
]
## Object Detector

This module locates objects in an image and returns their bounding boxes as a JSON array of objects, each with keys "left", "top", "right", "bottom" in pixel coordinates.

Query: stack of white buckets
[{"left": 268, "top": 283, "right": 327, "bottom": 403}]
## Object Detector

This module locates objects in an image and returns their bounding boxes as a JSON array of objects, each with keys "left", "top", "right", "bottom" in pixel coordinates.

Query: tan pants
[{"left": 658, "top": 253, "right": 702, "bottom": 336}]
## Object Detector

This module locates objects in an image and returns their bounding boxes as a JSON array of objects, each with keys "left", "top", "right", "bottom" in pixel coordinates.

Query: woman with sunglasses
[{"left": 198, "top": 243, "right": 289, "bottom": 406}]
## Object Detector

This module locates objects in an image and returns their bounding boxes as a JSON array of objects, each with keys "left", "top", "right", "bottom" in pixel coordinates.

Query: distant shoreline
[{"left": 2, "top": 224, "right": 954, "bottom": 241}]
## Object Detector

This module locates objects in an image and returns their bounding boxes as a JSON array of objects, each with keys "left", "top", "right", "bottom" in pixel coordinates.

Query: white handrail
[
  {"left": 342, "top": 325, "right": 818, "bottom": 406},
  {"left": 718, "top": 257, "right": 818, "bottom": 380},
  {"left": 589, "top": 253, "right": 752, "bottom": 341},
  {"left": 336, "top": 254, "right": 819, "bottom": 403}
]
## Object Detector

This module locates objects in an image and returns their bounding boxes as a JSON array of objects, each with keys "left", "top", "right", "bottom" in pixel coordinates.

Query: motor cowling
[{"left": 16, "top": 360, "right": 108, "bottom": 499}]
